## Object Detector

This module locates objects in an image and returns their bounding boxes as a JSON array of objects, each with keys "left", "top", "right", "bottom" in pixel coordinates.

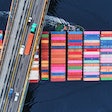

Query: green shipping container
[
  {"left": 101, "top": 78, "right": 112, "bottom": 80},
  {"left": 68, "top": 66, "right": 82, "bottom": 70},
  {"left": 42, "top": 78, "right": 49, "bottom": 80},
  {"left": 42, "top": 34, "right": 49, "bottom": 38}
]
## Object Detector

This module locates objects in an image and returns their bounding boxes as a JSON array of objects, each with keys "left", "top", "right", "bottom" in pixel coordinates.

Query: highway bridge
[{"left": 0, "top": 0, "right": 50, "bottom": 111}]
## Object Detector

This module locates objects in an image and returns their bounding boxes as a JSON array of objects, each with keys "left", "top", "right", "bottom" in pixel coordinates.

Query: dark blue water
[
  {"left": 0, "top": 0, "right": 11, "bottom": 30},
  {"left": 23, "top": 0, "right": 112, "bottom": 112},
  {"left": 1, "top": 0, "right": 112, "bottom": 112},
  {"left": 48, "top": 0, "right": 112, "bottom": 31}
]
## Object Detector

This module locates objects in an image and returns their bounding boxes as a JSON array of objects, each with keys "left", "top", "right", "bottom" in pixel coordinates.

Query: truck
[
  {"left": 30, "top": 23, "right": 37, "bottom": 34},
  {"left": 24, "top": 33, "right": 34, "bottom": 55}
]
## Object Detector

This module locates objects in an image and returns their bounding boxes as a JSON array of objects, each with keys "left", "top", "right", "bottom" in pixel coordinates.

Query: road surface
[{"left": 0, "top": 0, "right": 50, "bottom": 112}]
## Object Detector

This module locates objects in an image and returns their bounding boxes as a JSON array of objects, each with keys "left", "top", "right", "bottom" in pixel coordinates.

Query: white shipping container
[
  {"left": 31, "top": 64, "right": 39, "bottom": 68},
  {"left": 84, "top": 66, "right": 99, "bottom": 69},
  {"left": 84, "top": 40, "right": 100, "bottom": 43},
  {"left": 34, "top": 55, "right": 39, "bottom": 59},
  {"left": 100, "top": 37, "right": 112, "bottom": 40},
  {"left": 84, "top": 60, "right": 99, "bottom": 63},
  {"left": 83, "top": 78, "right": 100, "bottom": 81},
  {"left": 101, "top": 54, "right": 112, "bottom": 57},
  {"left": 84, "top": 69, "right": 99, "bottom": 72},
  {"left": 29, "top": 70, "right": 39, "bottom": 80},
  {"left": 84, "top": 52, "right": 100, "bottom": 55},
  {"left": 32, "top": 61, "right": 39, "bottom": 65}
]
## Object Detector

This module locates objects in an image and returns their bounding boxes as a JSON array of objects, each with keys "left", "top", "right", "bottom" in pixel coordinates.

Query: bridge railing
[{"left": 0, "top": 0, "right": 19, "bottom": 73}]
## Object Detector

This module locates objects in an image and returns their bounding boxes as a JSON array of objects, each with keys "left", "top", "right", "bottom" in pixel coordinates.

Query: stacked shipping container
[
  {"left": 41, "top": 32, "right": 49, "bottom": 80},
  {"left": 0, "top": 30, "right": 3, "bottom": 60},
  {"left": 27, "top": 31, "right": 112, "bottom": 83},
  {"left": 67, "top": 31, "right": 83, "bottom": 81},
  {"left": 0, "top": 30, "right": 3, "bottom": 51},
  {"left": 100, "top": 31, "right": 112, "bottom": 80},
  {"left": 51, "top": 31, "right": 66, "bottom": 82},
  {"left": 83, "top": 31, "right": 100, "bottom": 81},
  {"left": 29, "top": 46, "right": 39, "bottom": 83}
]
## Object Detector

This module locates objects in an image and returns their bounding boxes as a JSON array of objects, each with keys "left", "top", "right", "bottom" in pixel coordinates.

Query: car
[
  {"left": 30, "top": 23, "right": 37, "bottom": 33},
  {"left": 14, "top": 92, "right": 19, "bottom": 101},
  {"left": 19, "top": 45, "right": 25, "bottom": 55},
  {"left": 8, "top": 88, "right": 14, "bottom": 99},
  {"left": 28, "top": 17, "right": 32, "bottom": 23}
]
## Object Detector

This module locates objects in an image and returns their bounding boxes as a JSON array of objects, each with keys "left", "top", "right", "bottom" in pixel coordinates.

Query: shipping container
[
  {"left": 24, "top": 33, "right": 34, "bottom": 55},
  {"left": 29, "top": 46, "right": 39, "bottom": 83},
  {"left": 41, "top": 32, "right": 49, "bottom": 80},
  {"left": 83, "top": 31, "right": 100, "bottom": 81},
  {"left": 67, "top": 31, "right": 82, "bottom": 81},
  {"left": 50, "top": 32, "right": 66, "bottom": 82},
  {"left": 100, "top": 31, "right": 112, "bottom": 80}
]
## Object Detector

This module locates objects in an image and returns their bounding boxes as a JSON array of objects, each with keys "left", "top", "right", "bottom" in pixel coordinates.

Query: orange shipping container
[
  {"left": 100, "top": 75, "right": 112, "bottom": 78},
  {"left": 24, "top": 33, "right": 34, "bottom": 55},
  {"left": 67, "top": 78, "right": 81, "bottom": 80},
  {"left": 51, "top": 43, "right": 65, "bottom": 46},
  {"left": 31, "top": 67, "right": 39, "bottom": 70},
  {"left": 84, "top": 64, "right": 99, "bottom": 67}
]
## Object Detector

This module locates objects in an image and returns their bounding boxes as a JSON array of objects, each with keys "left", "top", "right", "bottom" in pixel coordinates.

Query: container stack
[
  {"left": 67, "top": 31, "right": 83, "bottom": 81},
  {"left": 41, "top": 32, "right": 49, "bottom": 80},
  {"left": 0, "top": 30, "right": 3, "bottom": 61},
  {"left": 83, "top": 31, "right": 100, "bottom": 81},
  {"left": 51, "top": 31, "right": 66, "bottom": 82},
  {"left": 29, "top": 46, "right": 39, "bottom": 83},
  {"left": 100, "top": 31, "right": 112, "bottom": 80},
  {"left": 0, "top": 30, "right": 3, "bottom": 51}
]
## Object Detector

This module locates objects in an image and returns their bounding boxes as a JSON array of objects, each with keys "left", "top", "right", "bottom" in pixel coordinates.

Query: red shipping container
[
  {"left": 84, "top": 49, "right": 99, "bottom": 52},
  {"left": 0, "top": 40, "right": 3, "bottom": 43},
  {"left": 101, "top": 32, "right": 112, "bottom": 37},
  {"left": 42, "top": 31, "right": 49, "bottom": 34},
  {"left": 29, "top": 80, "right": 39, "bottom": 83},
  {"left": 68, "top": 72, "right": 82, "bottom": 75},
  {"left": 68, "top": 37, "right": 82, "bottom": 40},
  {"left": 68, "top": 52, "right": 82, "bottom": 55},
  {"left": 67, "top": 75, "right": 82, "bottom": 78}
]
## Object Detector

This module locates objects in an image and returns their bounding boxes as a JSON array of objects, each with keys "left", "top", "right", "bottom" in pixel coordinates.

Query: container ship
[{"left": 28, "top": 31, "right": 112, "bottom": 83}]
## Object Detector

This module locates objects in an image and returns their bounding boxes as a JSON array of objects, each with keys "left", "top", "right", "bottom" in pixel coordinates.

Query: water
[
  {"left": 0, "top": 0, "right": 11, "bottom": 30},
  {"left": 52, "top": 0, "right": 112, "bottom": 30},
  {"left": 1, "top": 0, "right": 112, "bottom": 112},
  {"left": 23, "top": 0, "right": 112, "bottom": 112}
]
